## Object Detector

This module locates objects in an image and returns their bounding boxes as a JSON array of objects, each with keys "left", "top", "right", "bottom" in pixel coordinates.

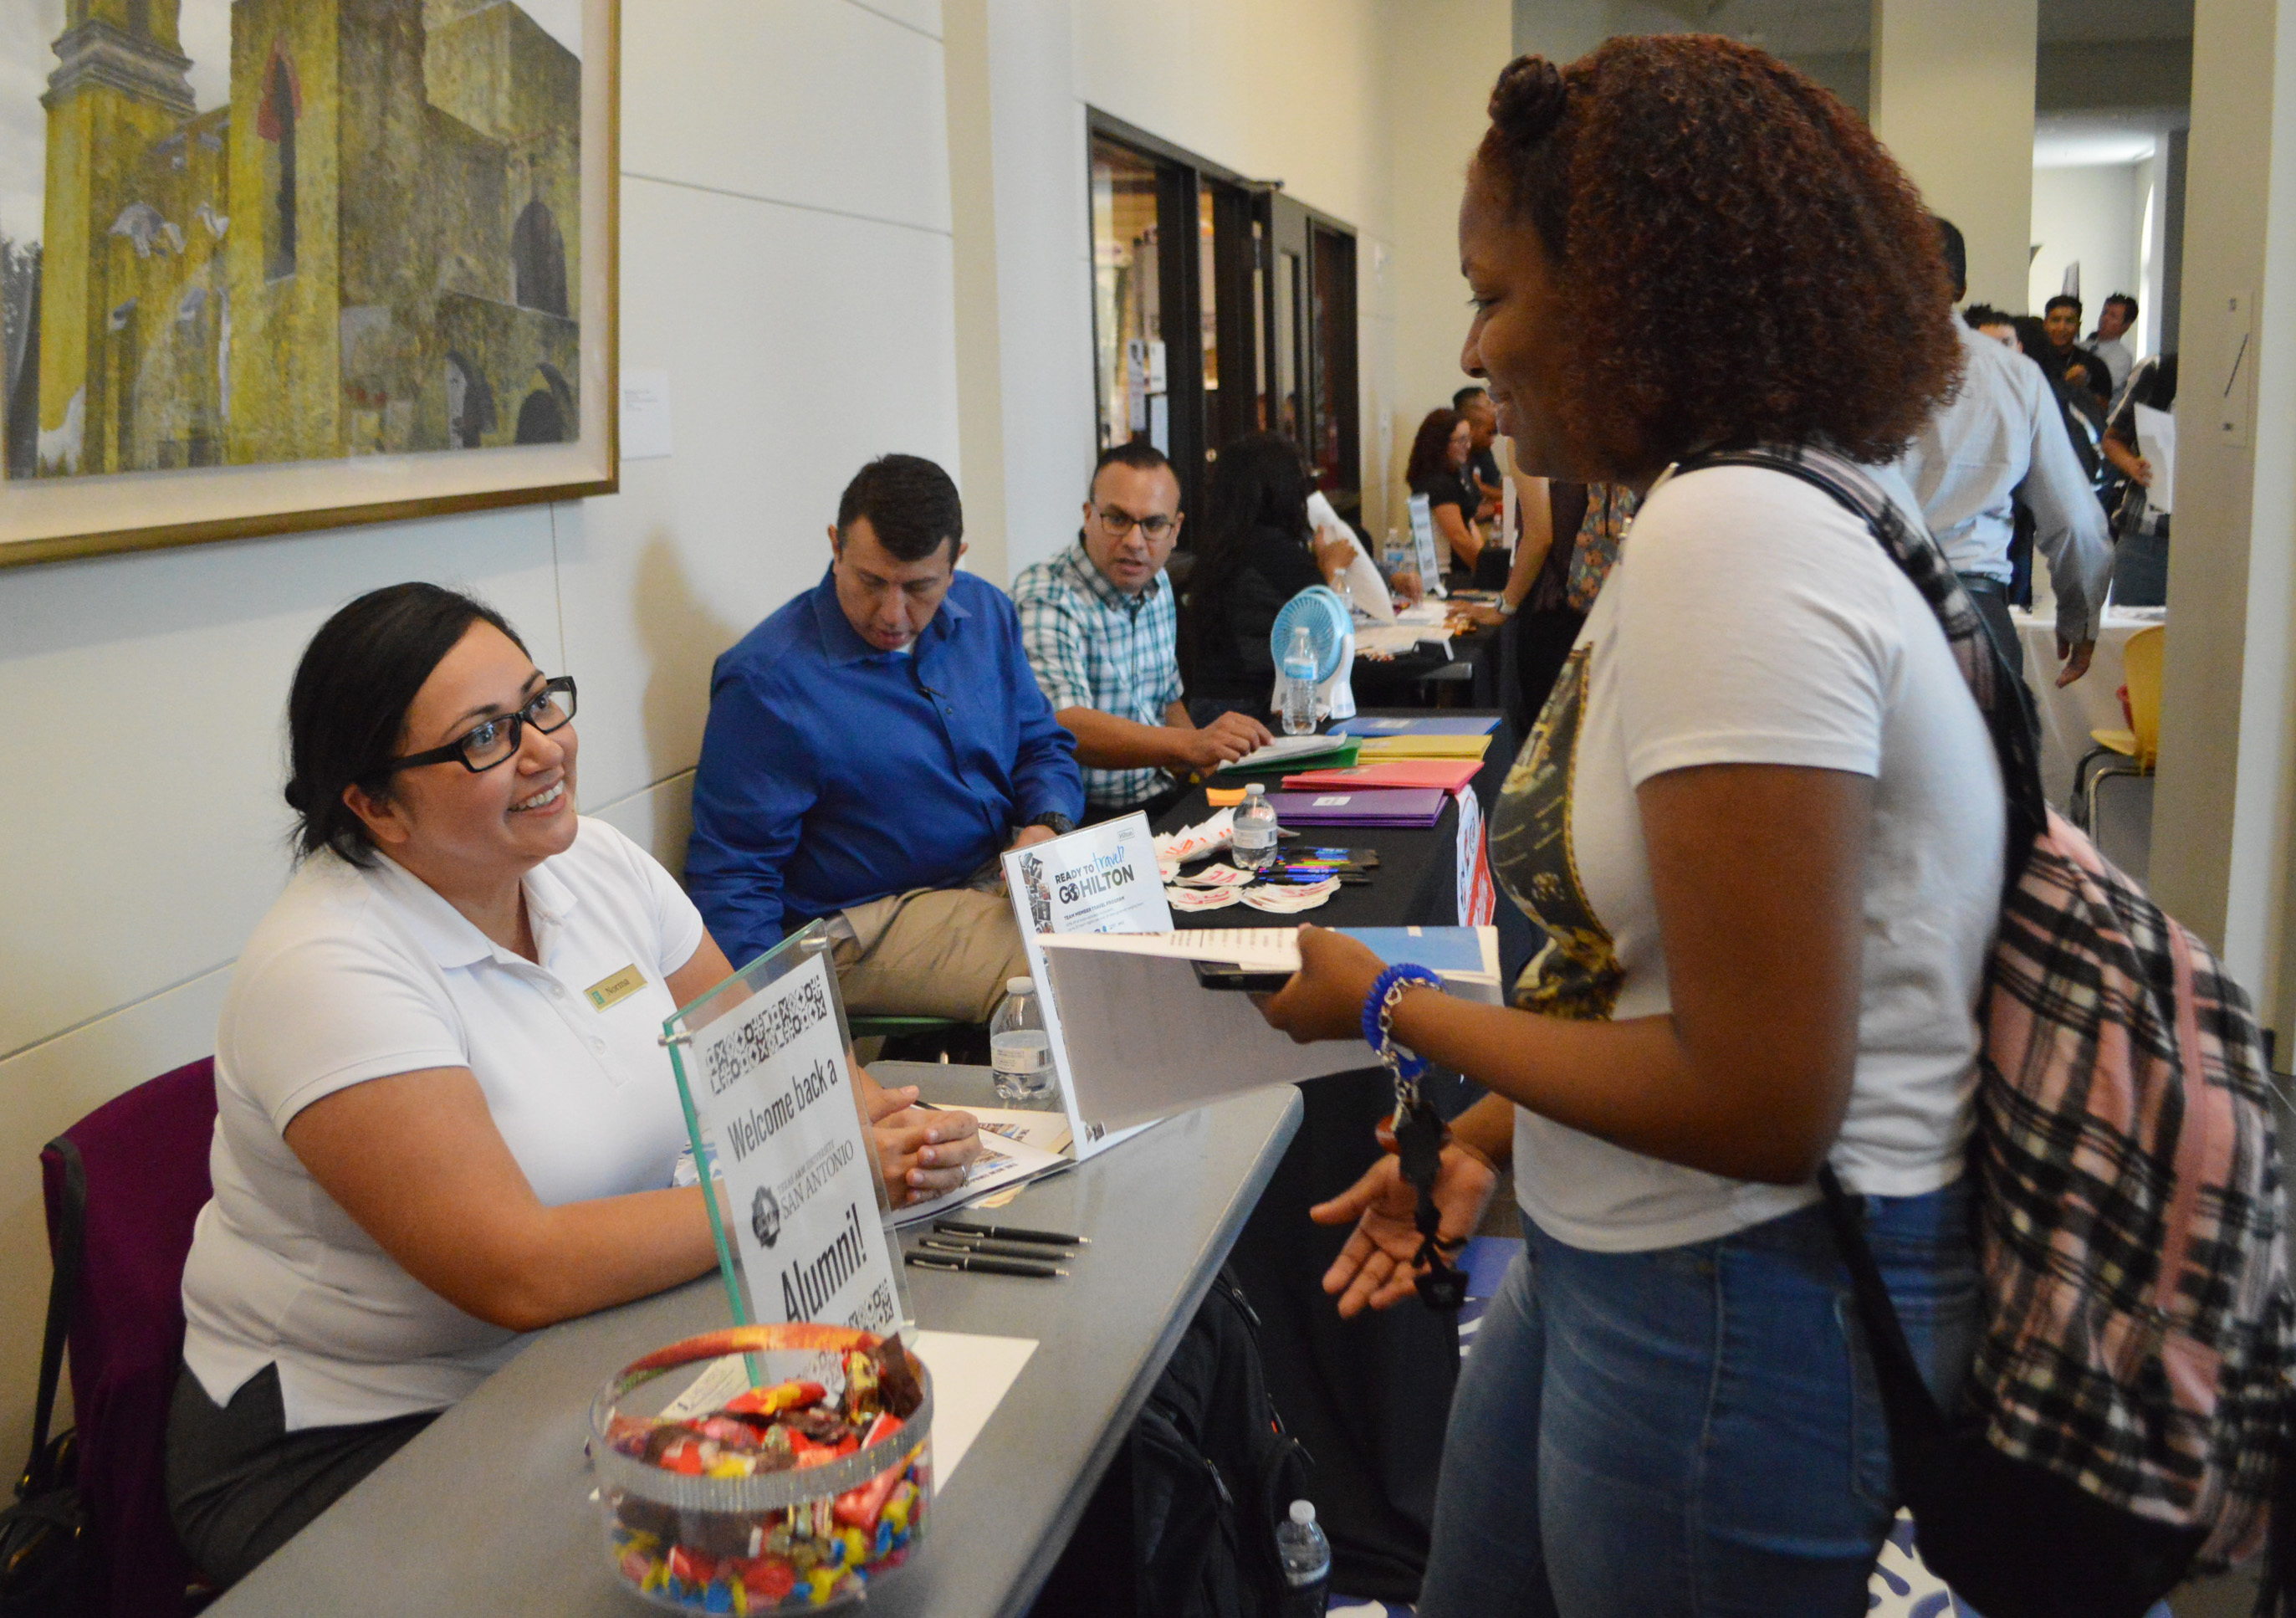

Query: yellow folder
[{"left": 1353, "top": 734, "right": 1494, "bottom": 761}]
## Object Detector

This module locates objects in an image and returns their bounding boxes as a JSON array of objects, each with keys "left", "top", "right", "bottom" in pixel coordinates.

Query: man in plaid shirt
[{"left": 1013, "top": 443, "right": 1271, "bottom": 820}]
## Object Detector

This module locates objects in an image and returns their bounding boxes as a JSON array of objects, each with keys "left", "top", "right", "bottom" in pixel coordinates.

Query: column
[
  {"left": 2150, "top": 0, "right": 2296, "bottom": 1046},
  {"left": 1869, "top": 0, "right": 2038, "bottom": 311}
]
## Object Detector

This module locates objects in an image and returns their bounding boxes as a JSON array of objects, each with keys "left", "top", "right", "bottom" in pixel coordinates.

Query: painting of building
[{"left": 9, "top": 0, "right": 581, "bottom": 481}]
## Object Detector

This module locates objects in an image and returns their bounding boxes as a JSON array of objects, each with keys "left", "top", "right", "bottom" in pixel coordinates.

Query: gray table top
[{"left": 207, "top": 1074, "right": 1302, "bottom": 1618}]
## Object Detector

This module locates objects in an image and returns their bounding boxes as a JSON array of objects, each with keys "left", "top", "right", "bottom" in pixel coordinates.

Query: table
[
  {"left": 2010, "top": 605, "right": 2164, "bottom": 808},
  {"left": 1148, "top": 713, "right": 1523, "bottom": 1600},
  {"left": 206, "top": 1083, "right": 1302, "bottom": 1618}
]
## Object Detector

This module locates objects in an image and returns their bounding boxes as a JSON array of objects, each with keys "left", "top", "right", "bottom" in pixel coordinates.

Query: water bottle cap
[
  {"left": 1006, "top": 976, "right": 1034, "bottom": 996},
  {"left": 1289, "top": 1499, "right": 1316, "bottom": 1526},
  {"left": 1244, "top": 782, "right": 1265, "bottom": 796}
]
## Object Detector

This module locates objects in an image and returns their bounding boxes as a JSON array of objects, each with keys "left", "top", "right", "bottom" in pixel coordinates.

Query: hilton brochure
[
  {"left": 1032, "top": 926, "right": 1502, "bottom": 1133},
  {"left": 1406, "top": 493, "right": 1447, "bottom": 597},
  {"left": 664, "top": 925, "right": 911, "bottom": 1338},
  {"left": 1002, "top": 813, "right": 1173, "bottom": 1160}
]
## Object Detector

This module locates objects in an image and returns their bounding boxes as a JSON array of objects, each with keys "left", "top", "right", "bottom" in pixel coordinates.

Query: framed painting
[{"left": 0, "top": 0, "right": 617, "bottom": 568}]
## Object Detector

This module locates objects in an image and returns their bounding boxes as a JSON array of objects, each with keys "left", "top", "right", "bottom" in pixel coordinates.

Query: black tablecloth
[{"left": 1148, "top": 712, "right": 1521, "bottom": 1600}]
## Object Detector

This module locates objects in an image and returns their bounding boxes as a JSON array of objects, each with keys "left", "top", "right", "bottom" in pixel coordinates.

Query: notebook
[
  {"left": 1261, "top": 788, "right": 1448, "bottom": 827},
  {"left": 1353, "top": 735, "right": 1493, "bottom": 762},
  {"left": 1280, "top": 760, "right": 1482, "bottom": 793},
  {"left": 1329, "top": 715, "right": 1501, "bottom": 737}
]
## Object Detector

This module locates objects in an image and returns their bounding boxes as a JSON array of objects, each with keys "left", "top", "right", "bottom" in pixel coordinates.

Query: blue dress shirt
[{"left": 685, "top": 567, "right": 1085, "bottom": 971}]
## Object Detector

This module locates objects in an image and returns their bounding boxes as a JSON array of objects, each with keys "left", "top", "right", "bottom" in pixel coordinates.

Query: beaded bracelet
[{"left": 1361, "top": 962, "right": 1444, "bottom": 1081}]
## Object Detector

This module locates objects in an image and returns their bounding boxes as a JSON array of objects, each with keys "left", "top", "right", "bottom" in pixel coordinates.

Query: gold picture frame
[{"left": 0, "top": 0, "right": 619, "bottom": 568}]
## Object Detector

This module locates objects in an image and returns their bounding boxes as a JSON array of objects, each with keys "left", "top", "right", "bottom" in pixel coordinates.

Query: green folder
[{"left": 1211, "top": 737, "right": 1361, "bottom": 778}]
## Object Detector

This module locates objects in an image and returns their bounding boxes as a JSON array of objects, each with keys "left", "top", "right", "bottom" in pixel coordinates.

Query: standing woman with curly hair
[{"left": 1262, "top": 38, "right": 2000, "bottom": 1615}]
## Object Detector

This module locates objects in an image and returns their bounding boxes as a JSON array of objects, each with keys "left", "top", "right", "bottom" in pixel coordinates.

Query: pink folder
[{"left": 1280, "top": 760, "right": 1481, "bottom": 793}]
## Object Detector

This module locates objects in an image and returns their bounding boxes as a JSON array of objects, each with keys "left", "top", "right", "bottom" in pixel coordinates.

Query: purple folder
[{"left": 1263, "top": 788, "right": 1449, "bottom": 827}]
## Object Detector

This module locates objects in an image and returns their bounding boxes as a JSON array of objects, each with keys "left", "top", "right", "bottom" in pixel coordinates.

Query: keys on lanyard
[{"left": 1389, "top": 1090, "right": 1468, "bottom": 1312}]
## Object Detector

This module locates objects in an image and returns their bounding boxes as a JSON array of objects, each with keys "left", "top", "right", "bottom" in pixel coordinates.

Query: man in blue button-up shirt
[{"left": 686, "top": 455, "right": 1084, "bottom": 1021}]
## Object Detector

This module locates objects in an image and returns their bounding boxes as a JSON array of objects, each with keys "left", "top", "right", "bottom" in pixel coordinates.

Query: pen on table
[
  {"left": 933, "top": 1218, "right": 1089, "bottom": 1247},
  {"left": 906, "top": 1251, "right": 1066, "bottom": 1279},
  {"left": 920, "top": 1235, "right": 1071, "bottom": 1262}
]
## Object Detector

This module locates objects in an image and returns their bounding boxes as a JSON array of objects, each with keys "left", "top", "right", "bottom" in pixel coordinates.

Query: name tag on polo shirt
[{"left": 584, "top": 964, "right": 647, "bottom": 1011}]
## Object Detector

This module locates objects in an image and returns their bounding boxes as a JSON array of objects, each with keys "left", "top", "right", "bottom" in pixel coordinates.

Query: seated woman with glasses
[{"left": 167, "top": 583, "right": 979, "bottom": 1588}]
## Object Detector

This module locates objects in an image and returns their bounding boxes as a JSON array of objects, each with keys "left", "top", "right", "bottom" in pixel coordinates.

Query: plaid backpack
[{"left": 1678, "top": 446, "right": 2295, "bottom": 1618}]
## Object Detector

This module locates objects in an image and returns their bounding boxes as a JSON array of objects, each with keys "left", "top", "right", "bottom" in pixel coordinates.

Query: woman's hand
[
  {"left": 1310, "top": 1144, "right": 1499, "bottom": 1317},
  {"left": 863, "top": 1081, "right": 983, "bottom": 1207},
  {"left": 1389, "top": 569, "right": 1425, "bottom": 607},
  {"left": 1313, "top": 530, "right": 1358, "bottom": 586},
  {"left": 1258, "top": 925, "right": 1389, "bottom": 1043}
]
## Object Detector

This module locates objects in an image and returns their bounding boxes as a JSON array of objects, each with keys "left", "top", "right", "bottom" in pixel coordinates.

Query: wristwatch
[{"left": 1027, "top": 812, "right": 1077, "bottom": 837}]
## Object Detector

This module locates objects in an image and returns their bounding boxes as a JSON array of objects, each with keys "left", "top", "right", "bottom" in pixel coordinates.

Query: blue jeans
[{"left": 1418, "top": 1184, "right": 1979, "bottom": 1618}]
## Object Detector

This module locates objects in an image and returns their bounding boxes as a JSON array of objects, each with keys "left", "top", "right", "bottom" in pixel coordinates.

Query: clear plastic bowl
[{"left": 590, "top": 1324, "right": 933, "bottom": 1612}]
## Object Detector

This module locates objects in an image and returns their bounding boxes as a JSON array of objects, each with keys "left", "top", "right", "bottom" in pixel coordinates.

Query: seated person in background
[
  {"left": 1404, "top": 406, "right": 1485, "bottom": 577},
  {"left": 1013, "top": 440, "right": 1271, "bottom": 822},
  {"left": 170, "top": 584, "right": 979, "bottom": 1587},
  {"left": 1453, "top": 385, "right": 1505, "bottom": 517},
  {"left": 1179, "top": 432, "right": 1355, "bottom": 719},
  {"left": 687, "top": 454, "right": 1084, "bottom": 1023}
]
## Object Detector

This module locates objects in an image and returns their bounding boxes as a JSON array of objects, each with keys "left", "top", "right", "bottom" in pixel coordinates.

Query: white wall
[
  {"left": 0, "top": 0, "right": 959, "bottom": 1461},
  {"left": 1872, "top": 0, "right": 2038, "bottom": 314},
  {"left": 2028, "top": 162, "right": 2145, "bottom": 332}
]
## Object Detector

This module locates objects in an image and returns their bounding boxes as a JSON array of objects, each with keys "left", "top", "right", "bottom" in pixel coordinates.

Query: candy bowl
[{"left": 591, "top": 1324, "right": 933, "bottom": 1612}]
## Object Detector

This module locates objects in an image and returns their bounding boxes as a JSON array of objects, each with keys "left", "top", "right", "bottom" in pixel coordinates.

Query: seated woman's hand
[
  {"left": 1309, "top": 1142, "right": 1498, "bottom": 1317},
  {"left": 862, "top": 1082, "right": 983, "bottom": 1207},
  {"left": 1389, "top": 570, "right": 1425, "bottom": 607},
  {"left": 1259, "top": 924, "right": 1388, "bottom": 1044}
]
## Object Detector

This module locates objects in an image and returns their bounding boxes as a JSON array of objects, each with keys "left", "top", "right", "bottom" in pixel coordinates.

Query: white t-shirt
[
  {"left": 181, "top": 817, "right": 707, "bottom": 1429},
  {"left": 1488, "top": 463, "right": 2005, "bottom": 1252}
]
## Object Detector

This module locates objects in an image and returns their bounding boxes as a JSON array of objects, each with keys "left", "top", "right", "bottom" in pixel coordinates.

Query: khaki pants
[{"left": 830, "top": 888, "right": 1030, "bottom": 1024}]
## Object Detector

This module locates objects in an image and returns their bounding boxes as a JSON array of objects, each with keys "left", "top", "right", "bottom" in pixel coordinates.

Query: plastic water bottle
[
  {"left": 1276, "top": 1499, "right": 1331, "bottom": 1616},
  {"left": 1280, "top": 624, "right": 1318, "bottom": 735},
  {"left": 989, "top": 977, "right": 1055, "bottom": 1104},
  {"left": 1232, "top": 782, "right": 1279, "bottom": 872},
  {"left": 1383, "top": 527, "right": 1408, "bottom": 576}
]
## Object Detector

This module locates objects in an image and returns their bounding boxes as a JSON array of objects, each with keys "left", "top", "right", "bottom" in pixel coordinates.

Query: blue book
[
  {"left": 1329, "top": 715, "right": 1501, "bottom": 738},
  {"left": 1340, "top": 926, "right": 1501, "bottom": 997}
]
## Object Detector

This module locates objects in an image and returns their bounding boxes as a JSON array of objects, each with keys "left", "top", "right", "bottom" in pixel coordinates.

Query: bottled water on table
[
  {"left": 1232, "top": 782, "right": 1279, "bottom": 872},
  {"left": 1276, "top": 1498, "right": 1331, "bottom": 1616},
  {"left": 1280, "top": 624, "right": 1319, "bottom": 735},
  {"left": 989, "top": 976, "right": 1055, "bottom": 1104}
]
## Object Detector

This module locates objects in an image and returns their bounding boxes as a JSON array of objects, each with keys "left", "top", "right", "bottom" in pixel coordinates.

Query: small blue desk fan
[{"left": 1269, "top": 585, "right": 1357, "bottom": 724}]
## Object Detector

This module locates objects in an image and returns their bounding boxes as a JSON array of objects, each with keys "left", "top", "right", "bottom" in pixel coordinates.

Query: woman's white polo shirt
[{"left": 182, "top": 817, "right": 707, "bottom": 1430}]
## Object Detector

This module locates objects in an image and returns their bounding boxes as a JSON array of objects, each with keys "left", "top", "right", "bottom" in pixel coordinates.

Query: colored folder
[
  {"left": 1262, "top": 788, "right": 1449, "bottom": 827},
  {"left": 1213, "top": 737, "right": 1359, "bottom": 776},
  {"left": 1280, "top": 760, "right": 1482, "bottom": 793},
  {"left": 1330, "top": 715, "right": 1501, "bottom": 738},
  {"left": 1353, "top": 734, "right": 1493, "bottom": 762}
]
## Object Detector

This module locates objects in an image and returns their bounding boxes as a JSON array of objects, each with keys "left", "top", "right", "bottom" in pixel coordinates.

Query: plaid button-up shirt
[{"left": 1012, "top": 542, "right": 1183, "bottom": 809}]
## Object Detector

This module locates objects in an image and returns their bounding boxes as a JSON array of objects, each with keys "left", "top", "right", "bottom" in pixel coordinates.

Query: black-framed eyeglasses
[
  {"left": 389, "top": 677, "right": 577, "bottom": 774},
  {"left": 1092, "top": 504, "right": 1177, "bottom": 540}
]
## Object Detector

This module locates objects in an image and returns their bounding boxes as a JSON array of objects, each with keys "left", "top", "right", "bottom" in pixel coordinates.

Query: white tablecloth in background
[{"left": 2010, "top": 607, "right": 2165, "bottom": 808}]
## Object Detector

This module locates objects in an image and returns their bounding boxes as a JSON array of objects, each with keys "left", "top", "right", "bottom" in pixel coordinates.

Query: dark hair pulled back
[
  {"left": 284, "top": 582, "right": 526, "bottom": 868},
  {"left": 1178, "top": 432, "right": 1313, "bottom": 689}
]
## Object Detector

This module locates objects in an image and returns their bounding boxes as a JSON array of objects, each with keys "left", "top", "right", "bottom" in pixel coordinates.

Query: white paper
[
  {"left": 1308, "top": 489, "right": 1393, "bottom": 622},
  {"left": 885, "top": 1128, "right": 1071, "bottom": 1229},
  {"left": 910, "top": 1331, "right": 1037, "bottom": 1483},
  {"left": 686, "top": 953, "right": 903, "bottom": 1334},
  {"left": 1004, "top": 816, "right": 1170, "bottom": 1159},
  {"left": 619, "top": 368, "right": 673, "bottom": 459},
  {"left": 2132, "top": 402, "right": 2176, "bottom": 515},
  {"left": 1220, "top": 734, "right": 1350, "bottom": 772}
]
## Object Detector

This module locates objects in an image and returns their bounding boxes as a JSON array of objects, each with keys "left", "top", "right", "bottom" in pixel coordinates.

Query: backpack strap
[{"left": 1670, "top": 444, "right": 2050, "bottom": 888}]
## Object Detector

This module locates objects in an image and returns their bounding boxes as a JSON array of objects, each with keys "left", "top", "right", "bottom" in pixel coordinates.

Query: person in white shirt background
[
  {"left": 168, "top": 584, "right": 979, "bottom": 1588},
  {"left": 2088, "top": 293, "right": 2139, "bottom": 399},
  {"left": 1893, "top": 217, "right": 2114, "bottom": 688}
]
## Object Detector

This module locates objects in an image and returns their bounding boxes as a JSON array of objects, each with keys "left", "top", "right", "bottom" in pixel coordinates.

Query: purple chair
[{"left": 37, "top": 1057, "right": 219, "bottom": 1618}]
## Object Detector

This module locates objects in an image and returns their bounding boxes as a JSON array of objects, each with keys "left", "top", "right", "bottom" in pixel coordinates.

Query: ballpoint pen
[
  {"left": 920, "top": 1235, "right": 1073, "bottom": 1262},
  {"left": 906, "top": 1252, "right": 1066, "bottom": 1278},
  {"left": 933, "top": 1218, "right": 1089, "bottom": 1247}
]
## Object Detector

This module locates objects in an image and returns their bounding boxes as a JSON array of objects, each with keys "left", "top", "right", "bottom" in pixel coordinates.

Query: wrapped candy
[{"left": 593, "top": 1325, "right": 933, "bottom": 1612}]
